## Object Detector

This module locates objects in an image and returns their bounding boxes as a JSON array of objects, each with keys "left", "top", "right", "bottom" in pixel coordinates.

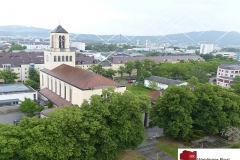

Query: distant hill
[{"left": 0, "top": 25, "right": 240, "bottom": 46}]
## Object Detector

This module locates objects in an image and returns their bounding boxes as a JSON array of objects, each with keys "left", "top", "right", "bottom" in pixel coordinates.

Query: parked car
[{"left": 13, "top": 119, "right": 21, "bottom": 125}]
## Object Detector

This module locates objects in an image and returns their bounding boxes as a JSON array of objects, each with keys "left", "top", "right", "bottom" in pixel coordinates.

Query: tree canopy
[
  {"left": 28, "top": 68, "right": 40, "bottom": 83},
  {"left": 19, "top": 98, "right": 44, "bottom": 114},
  {"left": 151, "top": 83, "right": 240, "bottom": 141},
  {"left": 0, "top": 70, "right": 18, "bottom": 84},
  {"left": 0, "top": 88, "right": 150, "bottom": 160}
]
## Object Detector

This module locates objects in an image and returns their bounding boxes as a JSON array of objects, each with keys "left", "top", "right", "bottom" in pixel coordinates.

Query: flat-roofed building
[{"left": 0, "top": 83, "right": 38, "bottom": 107}]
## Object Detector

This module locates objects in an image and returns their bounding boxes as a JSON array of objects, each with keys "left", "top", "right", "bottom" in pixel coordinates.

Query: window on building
[
  {"left": 231, "top": 71, "right": 234, "bottom": 73},
  {"left": 235, "top": 71, "right": 238, "bottom": 73},
  {"left": 64, "top": 86, "right": 66, "bottom": 99},
  {"left": 3, "top": 64, "right": 11, "bottom": 71},
  {"left": 70, "top": 56, "right": 72, "bottom": 62},
  {"left": 51, "top": 79, "right": 53, "bottom": 91},
  {"left": 54, "top": 56, "right": 56, "bottom": 62},
  {"left": 58, "top": 56, "right": 61, "bottom": 62},
  {"left": 33, "top": 94, "right": 36, "bottom": 100},
  {"left": 55, "top": 81, "right": 57, "bottom": 93},
  {"left": 59, "top": 84, "right": 61, "bottom": 96},
  {"left": 66, "top": 56, "right": 68, "bottom": 61},
  {"left": 226, "top": 71, "right": 228, "bottom": 73},
  {"left": 29, "top": 63, "right": 35, "bottom": 68},
  {"left": 230, "top": 75, "right": 234, "bottom": 77},
  {"left": 69, "top": 89, "right": 72, "bottom": 102},
  {"left": 62, "top": 56, "right": 64, "bottom": 62}
]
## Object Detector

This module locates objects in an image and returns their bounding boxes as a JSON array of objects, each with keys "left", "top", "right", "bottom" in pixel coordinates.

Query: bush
[
  {"left": 229, "top": 143, "right": 240, "bottom": 148},
  {"left": 220, "top": 126, "right": 240, "bottom": 142},
  {"left": 48, "top": 101, "right": 53, "bottom": 108},
  {"left": 181, "top": 130, "right": 205, "bottom": 142}
]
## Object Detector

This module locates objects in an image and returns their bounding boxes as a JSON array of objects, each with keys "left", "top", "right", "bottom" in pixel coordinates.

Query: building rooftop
[
  {"left": 39, "top": 88, "right": 73, "bottom": 107},
  {"left": 145, "top": 76, "right": 186, "bottom": 85},
  {"left": 0, "top": 83, "right": 35, "bottom": 94},
  {"left": 219, "top": 64, "right": 240, "bottom": 70},
  {"left": 41, "top": 64, "right": 125, "bottom": 90},
  {"left": 51, "top": 25, "right": 68, "bottom": 33},
  {"left": 110, "top": 55, "right": 204, "bottom": 64}
]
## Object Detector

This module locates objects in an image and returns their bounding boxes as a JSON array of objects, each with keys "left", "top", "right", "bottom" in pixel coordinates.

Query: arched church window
[
  {"left": 62, "top": 56, "right": 64, "bottom": 62},
  {"left": 62, "top": 36, "right": 65, "bottom": 48},
  {"left": 54, "top": 56, "right": 56, "bottom": 62},
  {"left": 70, "top": 56, "right": 72, "bottom": 62},
  {"left": 58, "top": 56, "right": 61, "bottom": 62},
  {"left": 59, "top": 35, "right": 62, "bottom": 48},
  {"left": 66, "top": 56, "right": 68, "bottom": 62}
]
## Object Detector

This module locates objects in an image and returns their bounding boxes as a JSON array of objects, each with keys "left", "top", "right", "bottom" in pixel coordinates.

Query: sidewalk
[{"left": 137, "top": 126, "right": 176, "bottom": 160}]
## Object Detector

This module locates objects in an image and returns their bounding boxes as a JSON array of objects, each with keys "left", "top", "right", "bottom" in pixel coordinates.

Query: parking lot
[
  {"left": 0, "top": 106, "right": 26, "bottom": 125},
  {"left": 0, "top": 111, "right": 25, "bottom": 124}
]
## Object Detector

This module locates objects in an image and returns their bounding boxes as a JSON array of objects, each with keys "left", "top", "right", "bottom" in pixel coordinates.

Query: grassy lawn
[
  {"left": 126, "top": 84, "right": 153, "bottom": 95},
  {"left": 156, "top": 136, "right": 190, "bottom": 159},
  {"left": 114, "top": 150, "right": 146, "bottom": 160}
]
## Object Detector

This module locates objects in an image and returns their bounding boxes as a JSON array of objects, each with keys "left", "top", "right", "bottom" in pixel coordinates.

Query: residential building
[
  {"left": 0, "top": 52, "right": 44, "bottom": 83},
  {"left": 144, "top": 76, "right": 188, "bottom": 90},
  {"left": 200, "top": 44, "right": 214, "bottom": 54},
  {"left": 0, "top": 83, "right": 37, "bottom": 107},
  {"left": 70, "top": 42, "right": 85, "bottom": 50},
  {"left": 214, "top": 52, "right": 236, "bottom": 59},
  {"left": 216, "top": 64, "right": 240, "bottom": 88}
]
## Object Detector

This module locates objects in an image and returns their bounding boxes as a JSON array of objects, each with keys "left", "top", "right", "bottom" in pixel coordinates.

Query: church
[{"left": 39, "top": 25, "right": 126, "bottom": 116}]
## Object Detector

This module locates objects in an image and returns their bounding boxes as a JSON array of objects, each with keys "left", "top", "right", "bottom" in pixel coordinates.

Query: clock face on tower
[{"left": 46, "top": 55, "right": 49, "bottom": 62}]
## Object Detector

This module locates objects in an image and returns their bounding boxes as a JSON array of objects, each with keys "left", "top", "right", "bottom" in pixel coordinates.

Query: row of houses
[{"left": 0, "top": 51, "right": 204, "bottom": 83}]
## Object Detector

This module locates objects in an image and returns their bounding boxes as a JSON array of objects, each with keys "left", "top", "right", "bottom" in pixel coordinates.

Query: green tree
[
  {"left": 117, "top": 66, "right": 125, "bottom": 77},
  {"left": 231, "top": 76, "right": 240, "bottom": 94},
  {"left": 134, "top": 60, "right": 143, "bottom": 77},
  {"left": 0, "top": 70, "right": 18, "bottom": 84},
  {"left": 24, "top": 79, "right": 39, "bottom": 90},
  {"left": 1, "top": 49, "right": 6, "bottom": 53},
  {"left": 48, "top": 101, "right": 53, "bottom": 108},
  {"left": 88, "top": 64, "right": 106, "bottom": 76},
  {"left": 0, "top": 123, "right": 22, "bottom": 160},
  {"left": 151, "top": 85, "right": 197, "bottom": 140},
  {"left": 190, "top": 66, "right": 208, "bottom": 83},
  {"left": 28, "top": 68, "right": 40, "bottom": 83},
  {"left": 193, "top": 83, "right": 227, "bottom": 135},
  {"left": 213, "top": 85, "right": 240, "bottom": 127},
  {"left": 80, "top": 88, "right": 150, "bottom": 159},
  {"left": 124, "top": 61, "right": 135, "bottom": 77},
  {"left": 9, "top": 44, "right": 24, "bottom": 52},
  {"left": 187, "top": 76, "right": 199, "bottom": 86},
  {"left": 105, "top": 68, "right": 117, "bottom": 79},
  {"left": 19, "top": 98, "right": 44, "bottom": 115}
]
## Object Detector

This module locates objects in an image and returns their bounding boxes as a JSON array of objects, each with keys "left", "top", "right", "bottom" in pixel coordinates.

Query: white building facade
[
  {"left": 0, "top": 83, "right": 37, "bottom": 107},
  {"left": 200, "top": 44, "right": 214, "bottom": 54},
  {"left": 70, "top": 42, "right": 85, "bottom": 50},
  {"left": 216, "top": 64, "right": 240, "bottom": 88}
]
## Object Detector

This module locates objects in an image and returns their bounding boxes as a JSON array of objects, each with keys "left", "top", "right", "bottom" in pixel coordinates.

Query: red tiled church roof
[{"left": 41, "top": 64, "right": 125, "bottom": 90}]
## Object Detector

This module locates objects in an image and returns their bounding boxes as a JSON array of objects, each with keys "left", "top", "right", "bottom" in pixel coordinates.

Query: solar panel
[{"left": 0, "top": 83, "right": 30, "bottom": 93}]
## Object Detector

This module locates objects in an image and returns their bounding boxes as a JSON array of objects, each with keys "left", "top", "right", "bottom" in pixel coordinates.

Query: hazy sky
[{"left": 1, "top": 0, "right": 240, "bottom": 35}]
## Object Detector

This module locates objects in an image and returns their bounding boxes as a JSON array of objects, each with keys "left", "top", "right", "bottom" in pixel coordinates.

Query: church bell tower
[{"left": 44, "top": 25, "right": 75, "bottom": 70}]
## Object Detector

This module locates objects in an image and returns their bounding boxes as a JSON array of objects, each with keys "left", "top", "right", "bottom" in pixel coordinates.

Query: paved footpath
[{"left": 137, "top": 126, "right": 176, "bottom": 160}]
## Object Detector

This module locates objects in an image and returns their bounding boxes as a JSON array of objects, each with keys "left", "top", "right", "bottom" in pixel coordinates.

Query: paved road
[
  {"left": 0, "top": 111, "right": 26, "bottom": 124},
  {"left": 137, "top": 126, "right": 176, "bottom": 160}
]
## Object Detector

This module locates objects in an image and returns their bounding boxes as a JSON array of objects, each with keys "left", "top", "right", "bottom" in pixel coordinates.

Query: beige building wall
[
  {"left": 40, "top": 71, "right": 126, "bottom": 106},
  {"left": 44, "top": 51, "right": 75, "bottom": 70}
]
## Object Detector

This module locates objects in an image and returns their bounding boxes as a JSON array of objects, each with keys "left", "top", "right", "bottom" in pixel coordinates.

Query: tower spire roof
[{"left": 51, "top": 25, "right": 68, "bottom": 33}]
